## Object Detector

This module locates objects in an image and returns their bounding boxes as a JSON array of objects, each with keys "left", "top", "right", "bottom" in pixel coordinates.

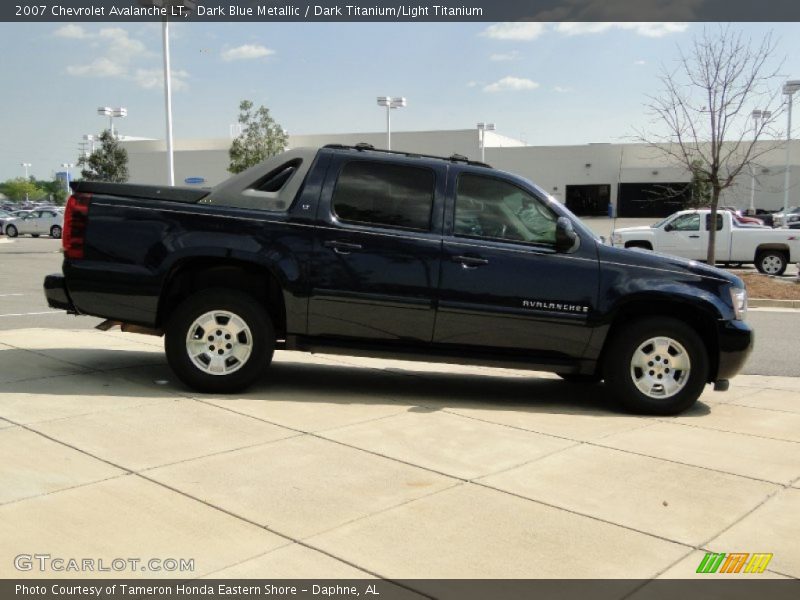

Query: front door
[
  {"left": 308, "top": 157, "right": 446, "bottom": 342},
  {"left": 434, "top": 172, "right": 599, "bottom": 360},
  {"left": 661, "top": 213, "right": 703, "bottom": 259}
]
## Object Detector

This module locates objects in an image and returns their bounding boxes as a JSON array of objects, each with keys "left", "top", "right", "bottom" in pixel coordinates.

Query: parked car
[
  {"left": 612, "top": 209, "right": 800, "bottom": 275},
  {"left": 44, "top": 144, "right": 753, "bottom": 415},
  {"left": 0, "top": 209, "right": 13, "bottom": 234},
  {"left": 773, "top": 206, "right": 800, "bottom": 228},
  {"left": 3, "top": 209, "right": 64, "bottom": 238}
]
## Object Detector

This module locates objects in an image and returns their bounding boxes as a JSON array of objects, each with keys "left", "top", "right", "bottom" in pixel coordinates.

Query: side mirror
[
  {"left": 664, "top": 223, "right": 674, "bottom": 232},
  {"left": 555, "top": 217, "right": 579, "bottom": 253}
]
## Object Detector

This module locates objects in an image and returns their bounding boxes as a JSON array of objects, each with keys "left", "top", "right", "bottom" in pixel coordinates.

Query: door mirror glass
[
  {"left": 664, "top": 223, "right": 674, "bottom": 232},
  {"left": 555, "top": 217, "right": 579, "bottom": 253}
]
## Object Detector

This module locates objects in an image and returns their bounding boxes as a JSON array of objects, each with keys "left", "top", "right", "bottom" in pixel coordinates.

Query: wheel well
[
  {"left": 755, "top": 244, "right": 788, "bottom": 260},
  {"left": 600, "top": 299, "right": 720, "bottom": 382},
  {"left": 625, "top": 241, "right": 653, "bottom": 250},
  {"left": 158, "top": 259, "right": 287, "bottom": 339}
]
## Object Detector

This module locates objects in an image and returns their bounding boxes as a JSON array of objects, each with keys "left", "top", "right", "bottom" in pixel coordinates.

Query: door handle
[
  {"left": 688, "top": 235, "right": 700, "bottom": 238},
  {"left": 324, "top": 240, "right": 363, "bottom": 254},
  {"left": 453, "top": 255, "right": 489, "bottom": 268}
]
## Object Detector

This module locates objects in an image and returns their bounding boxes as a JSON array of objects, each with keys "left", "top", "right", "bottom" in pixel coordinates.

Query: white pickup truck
[{"left": 611, "top": 209, "right": 800, "bottom": 275}]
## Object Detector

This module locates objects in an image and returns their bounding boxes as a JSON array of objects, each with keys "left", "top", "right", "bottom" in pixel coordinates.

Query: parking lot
[{"left": 0, "top": 233, "right": 799, "bottom": 585}]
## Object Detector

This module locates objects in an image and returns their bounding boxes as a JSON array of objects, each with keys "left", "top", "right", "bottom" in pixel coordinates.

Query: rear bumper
[
  {"left": 715, "top": 319, "right": 753, "bottom": 381},
  {"left": 43, "top": 273, "right": 76, "bottom": 313}
]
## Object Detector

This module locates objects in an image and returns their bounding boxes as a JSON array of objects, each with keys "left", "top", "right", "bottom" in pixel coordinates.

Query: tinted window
[
  {"left": 332, "top": 161, "right": 435, "bottom": 231},
  {"left": 705, "top": 214, "right": 723, "bottom": 231},
  {"left": 455, "top": 174, "right": 557, "bottom": 246}
]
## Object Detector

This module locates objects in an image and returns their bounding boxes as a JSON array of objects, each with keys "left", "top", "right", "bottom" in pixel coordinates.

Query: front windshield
[{"left": 652, "top": 216, "right": 672, "bottom": 228}]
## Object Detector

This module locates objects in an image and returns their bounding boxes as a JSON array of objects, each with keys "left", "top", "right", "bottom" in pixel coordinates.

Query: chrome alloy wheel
[
  {"left": 629, "top": 336, "right": 691, "bottom": 399},
  {"left": 760, "top": 255, "right": 784, "bottom": 275},
  {"left": 185, "top": 310, "right": 253, "bottom": 376}
]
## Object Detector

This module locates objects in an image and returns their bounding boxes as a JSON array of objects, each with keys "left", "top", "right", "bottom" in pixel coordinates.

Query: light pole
[
  {"left": 749, "top": 109, "right": 771, "bottom": 214},
  {"left": 783, "top": 80, "right": 800, "bottom": 211},
  {"left": 20, "top": 163, "right": 32, "bottom": 202},
  {"left": 376, "top": 96, "right": 407, "bottom": 150},
  {"left": 97, "top": 107, "right": 127, "bottom": 136},
  {"left": 83, "top": 134, "right": 98, "bottom": 155},
  {"left": 60, "top": 163, "right": 74, "bottom": 197},
  {"left": 477, "top": 122, "right": 496, "bottom": 162},
  {"left": 140, "top": 1, "right": 198, "bottom": 186}
]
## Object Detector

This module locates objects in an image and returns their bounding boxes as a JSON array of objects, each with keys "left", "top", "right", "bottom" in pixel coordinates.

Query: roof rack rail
[{"left": 322, "top": 143, "right": 492, "bottom": 168}]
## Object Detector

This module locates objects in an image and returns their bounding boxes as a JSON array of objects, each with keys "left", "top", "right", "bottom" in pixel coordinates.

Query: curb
[{"left": 749, "top": 298, "right": 800, "bottom": 309}]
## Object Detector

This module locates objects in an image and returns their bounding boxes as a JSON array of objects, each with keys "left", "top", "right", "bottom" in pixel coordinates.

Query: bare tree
[{"left": 639, "top": 26, "right": 784, "bottom": 264}]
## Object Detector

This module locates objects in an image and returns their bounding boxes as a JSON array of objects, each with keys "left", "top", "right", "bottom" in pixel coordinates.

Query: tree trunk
[{"left": 707, "top": 187, "right": 721, "bottom": 265}]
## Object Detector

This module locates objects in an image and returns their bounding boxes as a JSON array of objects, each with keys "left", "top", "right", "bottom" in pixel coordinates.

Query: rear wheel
[
  {"left": 5, "top": 225, "right": 17, "bottom": 238},
  {"left": 603, "top": 317, "right": 708, "bottom": 415},
  {"left": 755, "top": 250, "right": 787, "bottom": 276},
  {"left": 50, "top": 225, "right": 62, "bottom": 239},
  {"left": 165, "top": 288, "right": 274, "bottom": 393}
]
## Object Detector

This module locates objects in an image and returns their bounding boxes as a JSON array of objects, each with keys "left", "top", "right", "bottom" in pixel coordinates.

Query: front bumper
[
  {"left": 716, "top": 319, "right": 754, "bottom": 381},
  {"left": 43, "top": 273, "right": 76, "bottom": 313}
]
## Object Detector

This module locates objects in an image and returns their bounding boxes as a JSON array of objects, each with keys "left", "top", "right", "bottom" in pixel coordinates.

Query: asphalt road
[{"left": 0, "top": 236, "right": 798, "bottom": 376}]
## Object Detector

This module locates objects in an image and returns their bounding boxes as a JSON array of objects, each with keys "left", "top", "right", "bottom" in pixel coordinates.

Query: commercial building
[{"left": 122, "top": 130, "right": 800, "bottom": 217}]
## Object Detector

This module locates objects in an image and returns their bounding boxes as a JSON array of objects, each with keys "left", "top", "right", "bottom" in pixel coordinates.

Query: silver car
[{"left": 3, "top": 209, "right": 64, "bottom": 239}]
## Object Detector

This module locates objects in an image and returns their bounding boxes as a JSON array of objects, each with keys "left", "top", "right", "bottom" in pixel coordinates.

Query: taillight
[{"left": 63, "top": 193, "right": 92, "bottom": 259}]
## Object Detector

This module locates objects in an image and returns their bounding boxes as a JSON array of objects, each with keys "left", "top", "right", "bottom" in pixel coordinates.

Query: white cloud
[
  {"left": 481, "top": 23, "right": 546, "bottom": 41},
  {"left": 490, "top": 50, "right": 521, "bottom": 62},
  {"left": 553, "top": 85, "right": 571, "bottom": 93},
  {"left": 555, "top": 22, "right": 688, "bottom": 38},
  {"left": 221, "top": 44, "right": 274, "bottom": 62},
  {"left": 483, "top": 77, "right": 540, "bottom": 93},
  {"left": 467, "top": 81, "right": 480, "bottom": 88},
  {"left": 66, "top": 58, "right": 126, "bottom": 78},
  {"left": 98, "top": 27, "right": 148, "bottom": 60},
  {"left": 634, "top": 59, "right": 647, "bottom": 65},
  {"left": 54, "top": 24, "right": 88, "bottom": 39},
  {"left": 134, "top": 68, "right": 189, "bottom": 91}
]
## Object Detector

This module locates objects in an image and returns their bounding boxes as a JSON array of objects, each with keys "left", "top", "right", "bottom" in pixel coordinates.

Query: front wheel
[
  {"left": 5, "top": 225, "right": 18, "bottom": 238},
  {"left": 50, "top": 225, "right": 62, "bottom": 239},
  {"left": 755, "top": 251, "right": 787, "bottom": 276},
  {"left": 603, "top": 317, "right": 708, "bottom": 415},
  {"left": 165, "top": 288, "right": 274, "bottom": 393}
]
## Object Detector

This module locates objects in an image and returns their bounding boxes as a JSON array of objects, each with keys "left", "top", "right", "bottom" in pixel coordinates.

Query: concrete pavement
[{"left": 0, "top": 328, "right": 798, "bottom": 582}]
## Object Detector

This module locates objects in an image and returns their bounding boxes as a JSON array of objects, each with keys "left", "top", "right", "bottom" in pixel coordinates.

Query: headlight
[{"left": 730, "top": 287, "right": 747, "bottom": 320}]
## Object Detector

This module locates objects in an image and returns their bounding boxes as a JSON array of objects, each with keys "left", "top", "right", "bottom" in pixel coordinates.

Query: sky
[{"left": 0, "top": 20, "right": 798, "bottom": 182}]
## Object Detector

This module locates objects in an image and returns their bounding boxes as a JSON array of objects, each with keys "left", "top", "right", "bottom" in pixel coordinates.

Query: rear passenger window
[
  {"left": 254, "top": 159, "right": 301, "bottom": 193},
  {"left": 332, "top": 161, "right": 435, "bottom": 231}
]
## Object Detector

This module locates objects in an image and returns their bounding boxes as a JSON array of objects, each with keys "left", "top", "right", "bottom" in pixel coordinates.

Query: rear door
[
  {"left": 308, "top": 156, "right": 446, "bottom": 342},
  {"left": 433, "top": 170, "right": 599, "bottom": 359}
]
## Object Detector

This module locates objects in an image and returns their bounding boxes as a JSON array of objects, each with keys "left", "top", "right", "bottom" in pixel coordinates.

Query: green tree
[
  {"left": 687, "top": 159, "right": 713, "bottom": 209},
  {"left": 0, "top": 178, "right": 45, "bottom": 202},
  {"left": 228, "top": 100, "right": 288, "bottom": 174},
  {"left": 78, "top": 129, "right": 129, "bottom": 183},
  {"left": 34, "top": 179, "right": 69, "bottom": 204}
]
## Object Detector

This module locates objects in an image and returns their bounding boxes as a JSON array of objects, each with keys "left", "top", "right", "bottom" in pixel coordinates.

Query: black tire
[
  {"left": 558, "top": 373, "right": 602, "bottom": 384},
  {"left": 165, "top": 288, "right": 274, "bottom": 393},
  {"left": 50, "top": 225, "right": 62, "bottom": 239},
  {"left": 755, "top": 250, "right": 787, "bottom": 276},
  {"left": 602, "top": 317, "right": 708, "bottom": 415},
  {"left": 5, "top": 224, "right": 17, "bottom": 238}
]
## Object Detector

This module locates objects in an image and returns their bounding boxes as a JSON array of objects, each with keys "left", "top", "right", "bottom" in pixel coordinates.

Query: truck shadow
[{"left": 0, "top": 347, "right": 712, "bottom": 418}]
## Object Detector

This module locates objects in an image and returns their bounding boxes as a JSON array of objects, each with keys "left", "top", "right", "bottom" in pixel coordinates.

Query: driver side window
[
  {"left": 454, "top": 174, "right": 557, "bottom": 246},
  {"left": 670, "top": 214, "right": 700, "bottom": 231}
]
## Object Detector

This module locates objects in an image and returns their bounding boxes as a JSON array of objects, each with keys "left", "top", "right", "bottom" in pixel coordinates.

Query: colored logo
[
  {"left": 184, "top": 177, "right": 206, "bottom": 185},
  {"left": 696, "top": 552, "right": 773, "bottom": 574}
]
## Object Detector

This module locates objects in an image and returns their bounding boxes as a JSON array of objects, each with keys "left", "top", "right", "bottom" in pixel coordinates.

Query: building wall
[{"left": 123, "top": 133, "right": 800, "bottom": 214}]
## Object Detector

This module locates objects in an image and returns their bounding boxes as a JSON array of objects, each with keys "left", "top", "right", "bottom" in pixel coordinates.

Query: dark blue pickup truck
[{"left": 44, "top": 144, "right": 752, "bottom": 414}]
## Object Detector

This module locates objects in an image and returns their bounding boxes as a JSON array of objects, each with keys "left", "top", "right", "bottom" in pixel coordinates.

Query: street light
[
  {"left": 749, "top": 109, "right": 771, "bottom": 214},
  {"left": 83, "top": 134, "right": 98, "bottom": 155},
  {"left": 140, "top": 1, "right": 198, "bottom": 186},
  {"left": 783, "top": 80, "right": 800, "bottom": 211},
  {"left": 376, "top": 96, "right": 407, "bottom": 150},
  {"left": 477, "top": 122, "right": 496, "bottom": 162},
  {"left": 60, "top": 163, "right": 74, "bottom": 196},
  {"left": 20, "top": 162, "right": 32, "bottom": 179},
  {"left": 97, "top": 107, "right": 127, "bottom": 136}
]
